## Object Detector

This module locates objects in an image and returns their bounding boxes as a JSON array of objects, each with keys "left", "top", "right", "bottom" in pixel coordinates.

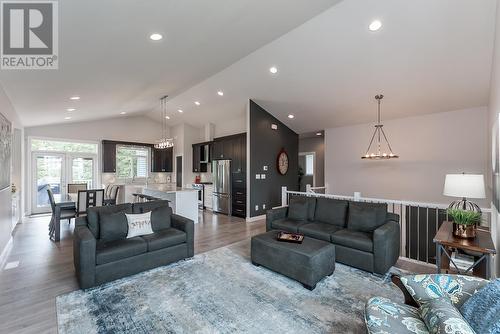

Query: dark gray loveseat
[
  {"left": 266, "top": 196, "right": 400, "bottom": 274},
  {"left": 74, "top": 200, "right": 194, "bottom": 289}
]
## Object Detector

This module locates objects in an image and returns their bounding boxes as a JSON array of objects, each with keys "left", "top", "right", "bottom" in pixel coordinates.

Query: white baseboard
[
  {"left": 0, "top": 237, "right": 13, "bottom": 270},
  {"left": 246, "top": 214, "right": 265, "bottom": 222}
]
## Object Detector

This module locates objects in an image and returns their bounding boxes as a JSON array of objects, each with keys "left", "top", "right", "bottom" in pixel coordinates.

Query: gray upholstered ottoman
[{"left": 251, "top": 231, "right": 335, "bottom": 290}]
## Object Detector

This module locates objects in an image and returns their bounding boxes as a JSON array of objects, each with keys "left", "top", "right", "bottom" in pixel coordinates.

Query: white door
[
  {"left": 31, "top": 153, "right": 97, "bottom": 214},
  {"left": 32, "top": 152, "right": 66, "bottom": 214}
]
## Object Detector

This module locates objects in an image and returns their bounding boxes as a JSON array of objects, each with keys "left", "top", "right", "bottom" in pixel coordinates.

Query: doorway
[
  {"left": 176, "top": 156, "right": 182, "bottom": 188},
  {"left": 32, "top": 153, "right": 97, "bottom": 214},
  {"left": 298, "top": 152, "right": 315, "bottom": 192},
  {"left": 30, "top": 138, "right": 98, "bottom": 214}
]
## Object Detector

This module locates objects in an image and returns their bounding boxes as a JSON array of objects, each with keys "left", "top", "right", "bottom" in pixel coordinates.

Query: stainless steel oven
[{"left": 192, "top": 183, "right": 204, "bottom": 209}]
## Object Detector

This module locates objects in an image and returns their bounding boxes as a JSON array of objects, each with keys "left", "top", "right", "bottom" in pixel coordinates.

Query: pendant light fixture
[
  {"left": 361, "top": 94, "right": 399, "bottom": 160},
  {"left": 155, "top": 95, "right": 174, "bottom": 149}
]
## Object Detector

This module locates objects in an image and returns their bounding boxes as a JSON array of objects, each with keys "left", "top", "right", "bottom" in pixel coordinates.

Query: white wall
[
  {"left": 0, "top": 84, "right": 22, "bottom": 262},
  {"left": 25, "top": 115, "right": 164, "bottom": 143},
  {"left": 213, "top": 115, "right": 246, "bottom": 138},
  {"left": 325, "top": 107, "right": 489, "bottom": 206},
  {"left": 488, "top": 0, "right": 500, "bottom": 278}
]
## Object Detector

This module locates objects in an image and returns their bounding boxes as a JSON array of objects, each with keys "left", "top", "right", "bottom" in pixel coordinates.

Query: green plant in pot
[{"left": 447, "top": 208, "right": 481, "bottom": 239}]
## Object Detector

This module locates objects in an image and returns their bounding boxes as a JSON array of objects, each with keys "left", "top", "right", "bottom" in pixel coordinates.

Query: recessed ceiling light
[
  {"left": 369, "top": 20, "right": 382, "bottom": 32},
  {"left": 69, "top": 96, "right": 80, "bottom": 100},
  {"left": 316, "top": 132, "right": 322, "bottom": 136},
  {"left": 217, "top": 91, "right": 224, "bottom": 96},
  {"left": 288, "top": 114, "right": 294, "bottom": 119},
  {"left": 269, "top": 66, "right": 278, "bottom": 74},
  {"left": 177, "top": 109, "right": 183, "bottom": 113},
  {"left": 120, "top": 111, "right": 127, "bottom": 115},
  {"left": 149, "top": 33, "right": 163, "bottom": 41},
  {"left": 66, "top": 108, "right": 76, "bottom": 112},
  {"left": 194, "top": 101, "right": 200, "bottom": 106},
  {"left": 64, "top": 116, "right": 72, "bottom": 120},
  {"left": 165, "top": 115, "right": 170, "bottom": 119}
]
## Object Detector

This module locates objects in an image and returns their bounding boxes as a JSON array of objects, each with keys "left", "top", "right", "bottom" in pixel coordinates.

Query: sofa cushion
[
  {"left": 314, "top": 198, "right": 348, "bottom": 227},
  {"left": 150, "top": 205, "right": 172, "bottom": 231},
  {"left": 87, "top": 203, "right": 132, "bottom": 238},
  {"left": 99, "top": 211, "right": 128, "bottom": 242},
  {"left": 288, "top": 197, "right": 308, "bottom": 221},
  {"left": 132, "top": 200, "right": 170, "bottom": 214},
  {"left": 140, "top": 228, "right": 187, "bottom": 252},
  {"left": 96, "top": 237, "right": 147, "bottom": 265},
  {"left": 331, "top": 229, "right": 373, "bottom": 252},
  {"left": 419, "top": 298, "right": 475, "bottom": 334},
  {"left": 298, "top": 223, "right": 342, "bottom": 242},
  {"left": 365, "top": 296, "right": 427, "bottom": 334},
  {"left": 289, "top": 195, "right": 317, "bottom": 221},
  {"left": 271, "top": 219, "right": 308, "bottom": 233},
  {"left": 347, "top": 201, "right": 388, "bottom": 232},
  {"left": 460, "top": 279, "right": 500, "bottom": 334}
]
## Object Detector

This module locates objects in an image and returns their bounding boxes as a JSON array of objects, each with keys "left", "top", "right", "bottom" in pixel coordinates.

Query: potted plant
[{"left": 447, "top": 208, "right": 482, "bottom": 239}]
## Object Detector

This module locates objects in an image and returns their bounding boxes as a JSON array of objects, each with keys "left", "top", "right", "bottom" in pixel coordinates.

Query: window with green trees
[{"left": 116, "top": 145, "right": 149, "bottom": 179}]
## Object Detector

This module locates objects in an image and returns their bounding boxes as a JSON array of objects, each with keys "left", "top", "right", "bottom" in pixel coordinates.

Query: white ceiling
[
  {"left": 152, "top": 0, "right": 497, "bottom": 133},
  {"left": 1, "top": 0, "right": 497, "bottom": 134},
  {"left": 0, "top": 0, "right": 340, "bottom": 127}
]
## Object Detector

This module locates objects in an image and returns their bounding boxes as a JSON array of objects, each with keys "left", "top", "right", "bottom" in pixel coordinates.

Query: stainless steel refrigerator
[{"left": 212, "top": 160, "right": 231, "bottom": 215}]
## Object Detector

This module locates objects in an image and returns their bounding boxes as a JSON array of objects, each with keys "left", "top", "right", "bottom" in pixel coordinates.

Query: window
[
  {"left": 305, "top": 154, "right": 314, "bottom": 175},
  {"left": 31, "top": 138, "right": 97, "bottom": 154},
  {"left": 116, "top": 145, "right": 149, "bottom": 179}
]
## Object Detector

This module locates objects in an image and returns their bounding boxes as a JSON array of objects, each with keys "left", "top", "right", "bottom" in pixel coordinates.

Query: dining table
[{"left": 52, "top": 193, "right": 78, "bottom": 242}]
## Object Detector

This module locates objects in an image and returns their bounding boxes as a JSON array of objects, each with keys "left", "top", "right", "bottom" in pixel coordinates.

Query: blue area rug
[{"left": 56, "top": 240, "right": 404, "bottom": 333}]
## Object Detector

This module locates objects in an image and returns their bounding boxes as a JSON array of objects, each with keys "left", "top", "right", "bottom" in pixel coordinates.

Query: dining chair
[
  {"left": 47, "top": 188, "right": 76, "bottom": 241},
  {"left": 77, "top": 189, "right": 105, "bottom": 216},
  {"left": 104, "top": 185, "right": 119, "bottom": 206},
  {"left": 68, "top": 183, "right": 88, "bottom": 194},
  {"left": 104, "top": 184, "right": 112, "bottom": 198}
]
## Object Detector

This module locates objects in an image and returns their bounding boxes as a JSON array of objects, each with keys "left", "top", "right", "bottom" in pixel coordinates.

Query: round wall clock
[{"left": 277, "top": 149, "right": 289, "bottom": 175}]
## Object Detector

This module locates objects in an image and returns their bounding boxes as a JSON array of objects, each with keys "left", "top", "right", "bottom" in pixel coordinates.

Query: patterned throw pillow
[
  {"left": 418, "top": 298, "right": 475, "bottom": 334},
  {"left": 460, "top": 279, "right": 500, "bottom": 334},
  {"left": 400, "top": 274, "right": 488, "bottom": 307},
  {"left": 125, "top": 212, "right": 153, "bottom": 238}
]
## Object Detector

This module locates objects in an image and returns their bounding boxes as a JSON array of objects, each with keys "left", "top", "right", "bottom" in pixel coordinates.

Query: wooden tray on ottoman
[{"left": 276, "top": 231, "right": 304, "bottom": 244}]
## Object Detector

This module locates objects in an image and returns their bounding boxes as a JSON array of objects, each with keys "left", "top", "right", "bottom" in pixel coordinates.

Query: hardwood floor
[
  {"left": 0, "top": 211, "right": 265, "bottom": 334},
  {"left": 0, "top": 211, "right": 430, "bottom": 334}
]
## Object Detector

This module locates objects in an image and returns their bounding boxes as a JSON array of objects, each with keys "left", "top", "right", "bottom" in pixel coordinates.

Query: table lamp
[{"left": 443, "top": 173, "right": 485, "bottom": 212}]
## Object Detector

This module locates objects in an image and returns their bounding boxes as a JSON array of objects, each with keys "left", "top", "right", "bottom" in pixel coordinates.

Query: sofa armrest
[
  {"left": 75, "top": 216, "right": 88, "bottom": 228},
  {"left": 171, "top": 214, "right": 194, "bottom": 257},
  {"left": 73, "top": 225, "right": 96, "bottom": 289},
  {"left": 387, "top": 212, "right": 399, "bottom": 223},
  {"left": 373, "top": 220, "right": 400, "bottom": 274},
  {"left": 266, "top": 207, "right": 288, "bottom": 231}
]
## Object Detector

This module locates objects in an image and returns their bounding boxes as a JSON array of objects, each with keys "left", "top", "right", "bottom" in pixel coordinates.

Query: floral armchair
[{"left": 365, "top": 274, "right": 490, "bottom": 334}]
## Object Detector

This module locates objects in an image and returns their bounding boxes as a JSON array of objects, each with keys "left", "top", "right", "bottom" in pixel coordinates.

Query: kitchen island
[{"left": 141, "top": 184, "right": 199, "bottom": 224}]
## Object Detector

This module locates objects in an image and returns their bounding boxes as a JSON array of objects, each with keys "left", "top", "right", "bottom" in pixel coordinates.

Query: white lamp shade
[{"left": 443, "top": 174, "right": 485, "bottom": 199}]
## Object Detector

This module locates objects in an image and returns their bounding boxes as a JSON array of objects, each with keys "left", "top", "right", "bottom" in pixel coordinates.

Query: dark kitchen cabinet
[
  {"left": 102, "top": 140, "right": 117, "bottom": 173},
  {"left": 192, "top": 144, "right": 208, "bottom": 173},
  {"left": 151, "top": 147, "right": 173, "bottom": 172},
  {"left": 212, "top": 140, "right": 225, "bottom": 159}
]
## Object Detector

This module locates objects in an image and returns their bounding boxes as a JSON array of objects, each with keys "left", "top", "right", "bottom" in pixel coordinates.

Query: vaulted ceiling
[
  {"left": 0, "top": 0, "right": 340, "bottom": 127},
  {"left": 0, "top": 0, "right": 496, "bottom": 134}
]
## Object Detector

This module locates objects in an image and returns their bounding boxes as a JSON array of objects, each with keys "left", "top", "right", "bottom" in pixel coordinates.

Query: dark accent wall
[{"left": 249, "top": 100, "right": 298, "bottom": 217}]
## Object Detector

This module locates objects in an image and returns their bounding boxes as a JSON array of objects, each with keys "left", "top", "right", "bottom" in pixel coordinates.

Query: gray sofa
[
  {"left": 266, "top": 196, "right": 400, "bottom": 274},
  {"left": 74, "top": 200, "right": 194, "bottom": 289}
]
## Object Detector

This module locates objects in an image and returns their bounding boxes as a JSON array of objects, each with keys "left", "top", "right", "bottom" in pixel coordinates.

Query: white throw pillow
[{"left": 125, "top": 212, "right": 154, "bottom": 238}]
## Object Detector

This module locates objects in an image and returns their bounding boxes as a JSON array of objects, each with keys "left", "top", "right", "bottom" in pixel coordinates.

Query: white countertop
[{"left": 141, "top": 184, "right": 198, "bottom": 194}]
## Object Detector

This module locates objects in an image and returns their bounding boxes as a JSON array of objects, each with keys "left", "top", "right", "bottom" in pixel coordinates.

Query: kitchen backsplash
[{"left": 102, "top": 172, "right": 172, "bottom": 185}]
